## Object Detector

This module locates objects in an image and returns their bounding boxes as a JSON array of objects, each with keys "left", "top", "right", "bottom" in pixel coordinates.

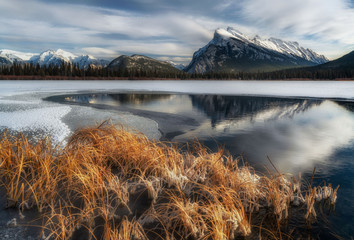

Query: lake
[{"left": 0, "top": 80, "right": 354, "bottom": 239}]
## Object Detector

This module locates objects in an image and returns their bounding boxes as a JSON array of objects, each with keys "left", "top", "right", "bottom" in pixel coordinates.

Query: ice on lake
[{"left": 1, "top": 80, "right": 354, "bottom": 145}]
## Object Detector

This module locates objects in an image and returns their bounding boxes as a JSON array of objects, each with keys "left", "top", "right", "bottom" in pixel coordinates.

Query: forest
[{"left": 1, "top": 62, "right": 353, "bottom": 80}]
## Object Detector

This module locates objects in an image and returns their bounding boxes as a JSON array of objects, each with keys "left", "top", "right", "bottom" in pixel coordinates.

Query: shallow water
[{"left": 59, "top": 92, "right": 354, "bottom": 239}]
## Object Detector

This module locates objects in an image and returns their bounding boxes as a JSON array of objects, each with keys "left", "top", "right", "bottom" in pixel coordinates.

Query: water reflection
[
  {"left": 190, "top": 95, "right": 321, "bottom": 127},
  {"left": 60, "top": 93, "right": 354, "bottom": 175},
  {"left": 176, "top": 96, "right": 354, "bottom": 174},
  {"left": 65, "top": 93, "right": 172, "bottom": 106},
  {"left": 50, "top": 92, "right": 354, "bottom": 238},
  {"left": 192, "top": 101, "right": 354, "bottom": 174}
]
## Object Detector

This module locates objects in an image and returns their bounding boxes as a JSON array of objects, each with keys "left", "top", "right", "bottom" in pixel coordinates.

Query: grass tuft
[{"left": 0, "top": 123, "right": 339, "bottom": 239}]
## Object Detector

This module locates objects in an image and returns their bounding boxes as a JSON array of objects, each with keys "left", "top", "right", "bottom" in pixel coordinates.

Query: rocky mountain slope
[
  {"left": 315, "top": 50, "right": 354, "bottom": 69},
  {"left": 107, "top": 55, "right": 181, "bottom": 74},
  {"left": 185, "top": 27, "right": 328, "bottom": 73},
  {"left": 0, "top": 56, "right": 12, "bottom": 66}
]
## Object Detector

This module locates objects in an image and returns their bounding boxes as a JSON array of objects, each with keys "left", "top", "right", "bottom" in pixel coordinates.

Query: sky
[{"left": 0, "top": 0, "right": 354, "bottom": 64}]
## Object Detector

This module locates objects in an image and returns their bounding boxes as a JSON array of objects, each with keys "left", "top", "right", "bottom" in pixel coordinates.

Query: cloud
[
  {"left": 156, "top": 56, "right": 192, "bottom": 64},
  {"left": 238, "top": 0, "right": 354, "bottom": 45},
  {"left": 81, "top": 47, "right": 118, "bottom": 59},
  {"left": 0, "top": 0, "right": 353, "bottom": 61},
  {"left": 177, "top": 100, "right": 354, "bottom": 174},
  {"left": 0, "top": 0, "right": 217, "bottom": 62}
]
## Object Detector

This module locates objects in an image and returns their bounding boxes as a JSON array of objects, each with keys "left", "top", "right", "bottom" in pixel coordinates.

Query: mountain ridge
[
  {"left": 315, "top": 50, "right": 354, "bottom": 69},
  {"left": 185, "top": 27, "right": 328, "bottom": 73},
  {"left": 107, "top": 55, "right": 182, "bottom": 75},
  {"left": 0, "top": 49, "right": 110, "bottom": 69}
]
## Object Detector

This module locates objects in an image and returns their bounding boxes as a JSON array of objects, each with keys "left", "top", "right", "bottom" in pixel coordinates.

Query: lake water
[
  {"left": 52, "top": 92, "right": 354, "bottom": 239},
  {"left": 1, "top": 80, "right": 354, "bottom": 239}
]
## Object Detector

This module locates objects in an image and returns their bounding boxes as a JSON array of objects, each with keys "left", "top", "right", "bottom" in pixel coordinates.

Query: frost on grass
[{"left": 0, "top": 123, "right": 339, "bottom": 239}]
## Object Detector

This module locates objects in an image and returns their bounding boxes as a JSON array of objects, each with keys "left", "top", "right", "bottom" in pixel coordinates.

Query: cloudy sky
[{"left": 1, "top": 0, "right": 354, "bottom": 63}]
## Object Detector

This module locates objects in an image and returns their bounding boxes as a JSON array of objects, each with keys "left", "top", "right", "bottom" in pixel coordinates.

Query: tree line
[{"left": 1, "top": 61, "right": 353, "bottom": 80}]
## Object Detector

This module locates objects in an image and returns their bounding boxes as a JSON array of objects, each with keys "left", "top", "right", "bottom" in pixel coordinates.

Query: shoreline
[
  {"left": 44, "top": 94, "right": 200, "bottom": 141},
  {"left": 1, "top": 75, "right": 354, "bottom": 81}
]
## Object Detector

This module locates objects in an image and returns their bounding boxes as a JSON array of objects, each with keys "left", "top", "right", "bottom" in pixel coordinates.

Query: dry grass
[{"left": 0, "top": 123, "right": 339, "bottom": 239}]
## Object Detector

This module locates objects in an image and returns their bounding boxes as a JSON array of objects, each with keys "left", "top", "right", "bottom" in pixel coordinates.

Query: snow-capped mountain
[
  {"left": 225, "top": 28, "right": 328, "bottom": 64},
  {"left": 0, "top": 49, "right": 109, "bottom": 69},
  {"left": 73, "top": 55, "right": 110, "bottom": 69},
  {"left": 185, "top": 27, "right": 329, "bottom": 73},
  {"left": 0, "top": 49, "right": 37, "bottom": 63},
  {"left": 0, "top": 55, "right": 12, "bottom": 66},
  {"left": 166, "top": 61, "right": 186, "bottom": 70},
  {"left": 29, "top": 49, "right": 77, "bottom": 66},
  {"left": 29, "top": 49, "right": 109, "bottom": 68}
]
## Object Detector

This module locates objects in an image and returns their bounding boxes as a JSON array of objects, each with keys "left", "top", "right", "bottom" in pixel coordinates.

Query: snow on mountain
[
  {"left": 0, "top": 48, "right": 109, "bottom": 69},
  {"left": 217, "top": 27, "right": 328, "bottom": 64},
  {"left": 25, "top": 49, "right": 108, "bottom": 68},
  {"left": 29, "top": 49, "right": 77, "bottom": 66},
  {"left": 0, "top": 49, "right": 37, "bottom": 62},
  {"left": 166, "top": 61, "right": 186, "bottom": 70},
  {"left": 185, "top": 27, "right": 329, "bottom": 74},
  {"left": 73, "top": 55, "right": 110, "bottom": 69},
  {"left": 0, "top": 55, "right": 12, "bottom": 65}
]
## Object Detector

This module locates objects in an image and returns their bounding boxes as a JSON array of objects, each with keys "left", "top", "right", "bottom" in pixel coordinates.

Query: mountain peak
[
  {"left": 108, "top": 54, "right": 181, "bottom": 74},
  {"left": 53, "top": 49, "right": 77, "bottom": 60},
  {"left": 213, "top": 28, "right": 328, "bottom": 64},
  {"left": 131, "top": 54, "right": 151, "bottom": 60},
  {"left": 214, "top": 27, "right": 250, "bottom": 43},
  {"left": 0, "top": 49, "right": 37, "bottom": 62},
  {"left": 0, "top": 48, "right": 109, "bottom": 69},
  {"left": 185, "top": 27, "right": 329, "bottom": 74}
]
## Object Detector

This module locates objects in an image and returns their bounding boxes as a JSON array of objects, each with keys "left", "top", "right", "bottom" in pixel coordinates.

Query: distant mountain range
[
  {"left": 0, "top": 49, "right": 109, "bottom": 69},
  {"left": 1, "top": 27, "right": 353, "bottom": 79},
  {"left": 185, "top": 27, "right": 328, "bottom": 73}
]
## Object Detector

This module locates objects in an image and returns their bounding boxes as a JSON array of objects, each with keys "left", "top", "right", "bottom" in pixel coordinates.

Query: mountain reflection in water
[
  {"left": 65, "top": 93, "right": 172, "bottom": 106},
  {"left": 190, "top": 95, "right": 321, "bottom": 127},
  {"left": 61, "top": 93, "right": 354, "bottom": 175},
  {"left": 49, "top": 92, "right": 354, "bottom": 239}
]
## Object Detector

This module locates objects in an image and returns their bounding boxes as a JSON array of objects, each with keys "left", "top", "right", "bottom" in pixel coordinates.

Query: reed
[{"left": 0, "top": 123, "right": 339, "bottom": 239}]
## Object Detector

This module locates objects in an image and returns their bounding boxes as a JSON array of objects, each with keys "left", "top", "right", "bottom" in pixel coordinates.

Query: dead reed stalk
[{"left": 0, "top": 123, "right": 340, "bottom": 239}]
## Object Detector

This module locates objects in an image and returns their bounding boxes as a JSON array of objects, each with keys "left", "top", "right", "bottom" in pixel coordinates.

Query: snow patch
[{"left": 0, "top": 106, "right": 72, "bottom": 144}]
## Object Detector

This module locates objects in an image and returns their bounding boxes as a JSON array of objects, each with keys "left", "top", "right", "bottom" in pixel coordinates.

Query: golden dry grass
[{"left": 0, "top": 123, "right": 339, "bottom": 240}]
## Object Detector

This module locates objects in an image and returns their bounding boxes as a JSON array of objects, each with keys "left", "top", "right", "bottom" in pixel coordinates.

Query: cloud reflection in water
[
  {"left": 62, "top": 93, "right": 354, "bottom": 175},
  {"left": 180, "top": 100, "right": 354, "bottom": 174}
]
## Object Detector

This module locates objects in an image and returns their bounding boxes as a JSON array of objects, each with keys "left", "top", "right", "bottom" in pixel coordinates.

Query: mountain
[
  {"left": 29, "top": 49, "right": 76, "bottom": 66},
  {"left": 185, "top": 27, "right": 328, "bottom": 74},
  {"left": 0, "top": 49, "right": 36, "bottom": 63},
  {"left": 0, "top": 49, "right": 109, "bottom": 69},
  {"left": 0, "top": 55, "right": 12, "bottom": 66},
  {"left": 72, "top": 55, "right": 110, "bottom": 69},
  {"left": 314, "top": 51, "right": 354, "bottom": 69},
  {"left": 107, "top": 55, "right": 181, "bottom": 74},
  {"left": 166, "top": 61, "right": 186, "bottom": 70},
  {"left": 276, "top": 50, "right": 354, "bottom": 72},
  {"left": 29, "top": 49, "right": 109, "bottom": 68},
  {"left": 270, "top": 50, "right": 354, "bottom": 79}
]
